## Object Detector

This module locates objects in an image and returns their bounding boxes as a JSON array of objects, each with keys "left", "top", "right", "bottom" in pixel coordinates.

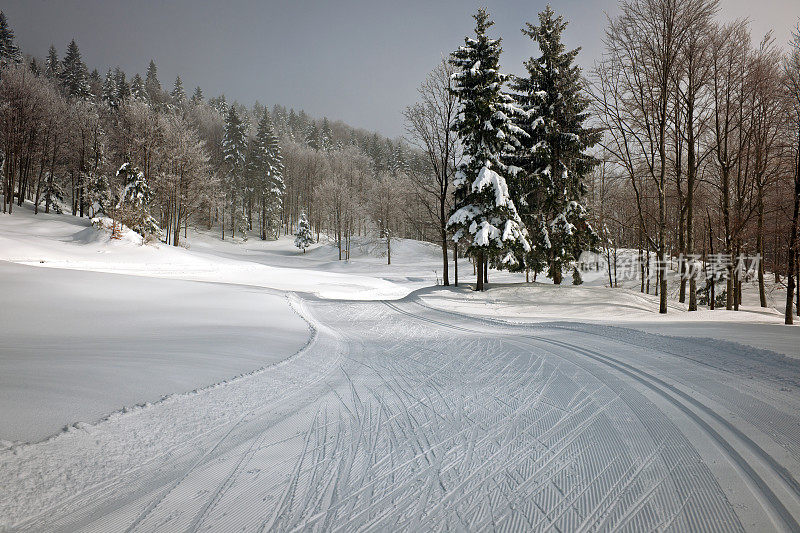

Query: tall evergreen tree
[
  {"left": 59, "top": 39, "right": 90, "bottom": 99},
  {"left": 129, "top": 73, "right": 146, "bottom": 101},
  {"left": 113, "top": 67, "right": 129, "bottom": 103},
  {"left": 246, "top": 111, "right": 285, "bottom": 239},
  {"left": 0, "top": 11, "right": 22, "bottom": 70},
  {"left": 191, "top": 86, "right": 204, "bottom": 104},
  {"left": 222, "top": 106, "right": 247, "bottom": 238},
  {"left": 145, "top": 59, "right": 161, "bottom": 103},
  {"left": 45, "top": 45, "right": 60, "bottom": 79},
  {"left": 171, "top": 75, "right": 186, "bottom": 104},
  {"left": 447, "top": 8, "right": 530, "bottom": 291},
  {"left": 102, "top": 68, "right": 118, "bottom": 108},
  {"left": 510, "top": 6, "right": 600, "bottom": 284}
]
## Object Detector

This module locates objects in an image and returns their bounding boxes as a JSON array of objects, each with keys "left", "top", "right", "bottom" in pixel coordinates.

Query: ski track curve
[{"left": 3, "top": 295, "right": 800, "bottom": 532}]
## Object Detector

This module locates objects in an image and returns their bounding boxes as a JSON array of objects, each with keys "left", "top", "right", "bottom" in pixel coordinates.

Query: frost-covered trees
[
  {"left": 510, "top": 6, "right": 599, "bottom": 284},
  {"left": 116, "top": 163, "right": 160, "bottom": 240},
  {"left": 222, "top": 106, "right": 247, "bottom": 239},
  {"left": 294, "top": 212, "right": 314, "bottom": 252},
  {"left": 447, "top": 8, "right": 530, "bottom": 291}
]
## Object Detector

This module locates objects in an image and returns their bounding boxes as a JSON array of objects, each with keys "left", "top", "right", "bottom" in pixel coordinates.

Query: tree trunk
[
  {"left": 454, "top": 242, "right": 458, "bottom": 286},
  {"left": 476, "top": 251, "right": 484, "bottom": 292}
]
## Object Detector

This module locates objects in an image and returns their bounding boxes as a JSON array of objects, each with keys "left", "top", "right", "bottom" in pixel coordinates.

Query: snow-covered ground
[{"left": 2, "top": 204, "right": 800, "bottom": 531}]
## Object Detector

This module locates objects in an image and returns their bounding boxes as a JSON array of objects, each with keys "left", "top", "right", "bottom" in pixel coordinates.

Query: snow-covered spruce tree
[
  {"left": 509, "top": 6, "right": 600, "bottom": 284},
  {"left": 102, "top": 69, "right": 118, "bottom": 108},
  {"left": 191, "top": 86, "right": 204, "bottom": 105},
  {"left": 295, "top": 212, "right": 314, "bottom": 252},
  {"left": 129, "top": 73, "right": 146, "bottom": 102},
  {"left": 222, "top": 106, "right": 247, "bottom": 239},
  {"left": 246, "top": 110, "right": 285, "bottom": 240},
  {"left": 171, "top": 75, "right": 186, "bottom": 106},
  {"left": 0, "top": 11, "right": 22, "bottom": 71},
  {"left": 116, "top": 163, "right": 160, "bottom": 241},
  {"left": 45, "top": 45, "right": 60, "bottom": 80},
  {"left": 447, "top": 8, "right": 530, "bottom": 291},
  {"left": 59, "top": 39, "right": 90, "bottom": 100}
]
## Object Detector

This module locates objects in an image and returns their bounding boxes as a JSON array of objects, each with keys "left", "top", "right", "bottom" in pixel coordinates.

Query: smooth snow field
[
  {"left": 0, "top": 262, "right": 310, "bottom": 442},
  {"left": 2, "top": 205, "right": 800, "bottom": 532}
]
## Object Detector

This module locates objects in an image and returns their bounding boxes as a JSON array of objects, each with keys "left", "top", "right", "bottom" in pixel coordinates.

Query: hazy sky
[{"left": 4, "top": 0, "right": 798, "bottom": 138}]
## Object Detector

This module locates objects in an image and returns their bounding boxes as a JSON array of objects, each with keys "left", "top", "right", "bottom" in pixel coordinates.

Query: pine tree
[
  {"left": 59, "top": 39, "right": 90, "bottom": 99},
  {"left": 45, "top": 45, "right": 60, "bottom": 79},
  {"left": 320, "top": 117, "right": 333, "bottom": 151},
  {"left": 145, "top": 59, "right": 161, "bottom": 103},
  {"left": 246, "top": 110, "right": 285, "bottom": 239},
  {"left": 295, "top": 213, "right": 314, "bottom": 252},
  {"left": 130, "top": 73, "right": 146, "bottom": 101},
  {"left": 29, "top": 57, "right": 41, "bottom": 76},
  {"left": 114, "top": 67, "right": 129, "bottom": 104},
  {"left": 191, "top": 86, "right": 204, "bottom": 104},
  {"left": 447, "top": 8, "right": 530, "bottom": 291},
  {"left": 209, "top": 94, "right": 227, "bottom": 114},
  {"left": 88, "top": 68, "right": 102, "bottom": 98},
  {"left": 171, "top": 75, "right": 186, "bottom": 105},
  {"left": 116, "top": 163, "right": 160, "bottom": 239},
  {"left": 0, "top": 11, "right": 22, "bottom": 70},
  {"left": 102, "top": 68, "right": 117, "bottom": 107},
  {"left": 222, "top": 107, "right": 247, "bottom": 238},
  {"left": 510, "top": 6, "right": 600, "bottom": 284}
]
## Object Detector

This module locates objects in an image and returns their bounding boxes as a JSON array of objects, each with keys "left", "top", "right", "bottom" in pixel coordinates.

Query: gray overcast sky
[{"left": 4, "top": 0, "right": 798, "bottom": 138}]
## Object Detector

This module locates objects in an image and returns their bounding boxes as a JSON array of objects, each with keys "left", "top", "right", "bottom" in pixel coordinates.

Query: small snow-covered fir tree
[
  {"left": 295, "top": 213, "right": 314, "bottom": 252},
  {"left": 510, "top": 6, "right": 600, "bottom": 284},
  {"left": 114, "top": 68, "right": 129, "bottom": 104},
  {"left": 116, "top": 163, "right": 160, "bottom": 240},
  {"left": 447, "top": 8, "right": 530, "bottom": 291}
]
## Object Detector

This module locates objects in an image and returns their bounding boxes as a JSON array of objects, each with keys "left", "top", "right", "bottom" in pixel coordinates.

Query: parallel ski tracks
[{"left": 383, "top": 300, "right": 800, "bottom": 531}]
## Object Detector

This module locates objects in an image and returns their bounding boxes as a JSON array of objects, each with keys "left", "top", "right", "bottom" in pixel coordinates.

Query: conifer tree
[
  {"left": 510, "top": 6, "right": 600, "bottom": 284},
  {"left": 191, "top": 86, "right": 204, "bottom": 104},
  {"left": 0, "top": 11, "right": 22, "bottom": 70},
  {"left": 222, "top": 107, "right": 247, "bottom": 238},
  {"left": 59, "top": 39, "right": 90, "bottom": 99},
  {"left": 447, "top": 8, "right": 530, "bottom": 291},
  {"left": 171, "top": 75, "right": 186, "bottom": 105},
  {"left": 320, "top": 117, "right": 333, "bottom": 151},
  {"left": 102, "top": 68, "right": 118, "bottom": 108},
  {"left": 116, "top": 163, "right": 159, "bottom": 239},
  {"left": 246, "top": 111, "right": 285, "bottom": 239},
  {"left": 45, "top": 45, "right": 60, "bottom": 79},
  {"left": 295, "top": 213, "right": 314, "bottom": 252},
  {"left": 145, "top": 59, "right": 161, "bottom": 103},
  {"left": 129, "top": 73, "right": 146, "bottom": 101},
  {"left": 113, "top": 67, "right": 129, "bottom": 104}
]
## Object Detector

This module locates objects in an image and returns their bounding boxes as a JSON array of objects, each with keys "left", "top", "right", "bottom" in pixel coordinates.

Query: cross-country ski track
[{"left": 3, "top": 294, "right": 800, "bottom": 532}]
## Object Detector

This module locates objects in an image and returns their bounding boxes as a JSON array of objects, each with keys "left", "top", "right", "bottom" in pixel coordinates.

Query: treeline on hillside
[{"left": 0, "top": 11, "right": 430, "bottom": 259}]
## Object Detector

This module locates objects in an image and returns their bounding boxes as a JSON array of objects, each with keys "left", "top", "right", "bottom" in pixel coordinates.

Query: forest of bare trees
[{"left": 588, "top": 0, "right": 800, "bottom": 322}]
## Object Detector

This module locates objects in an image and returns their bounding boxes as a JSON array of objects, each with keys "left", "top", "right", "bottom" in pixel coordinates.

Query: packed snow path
[{"left": 3, "top": 297, "right": 800, "bottom": 532}]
